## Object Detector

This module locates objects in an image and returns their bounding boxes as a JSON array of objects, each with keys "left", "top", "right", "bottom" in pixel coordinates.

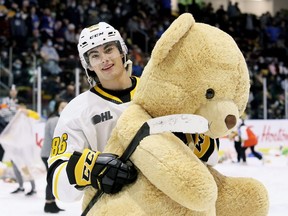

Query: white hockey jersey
[{"left": 48, "top": 77, "right": 139, "bottom": 202}]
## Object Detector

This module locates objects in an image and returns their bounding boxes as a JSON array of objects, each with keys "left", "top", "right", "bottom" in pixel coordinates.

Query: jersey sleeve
[
  {"left": 192, "top": 134, "right": 219, "bottom": 166},
  {"left": 47, "top": 112, "right": 93, "bottom": 202}
]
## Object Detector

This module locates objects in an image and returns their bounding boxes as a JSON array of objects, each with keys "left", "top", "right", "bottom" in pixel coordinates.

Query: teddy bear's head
[{"left": 133, "top": 13, "right": 250, "bottom": 138}]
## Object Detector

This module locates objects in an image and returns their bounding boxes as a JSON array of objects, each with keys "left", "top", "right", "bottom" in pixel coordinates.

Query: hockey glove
[{"left": 66, "top": 149, "right": 137, "bottom": 194}]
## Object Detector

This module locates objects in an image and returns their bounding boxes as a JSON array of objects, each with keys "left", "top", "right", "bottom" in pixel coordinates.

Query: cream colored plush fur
[{"left": 82, "top": 13, "right": 269, "bottom": 216}]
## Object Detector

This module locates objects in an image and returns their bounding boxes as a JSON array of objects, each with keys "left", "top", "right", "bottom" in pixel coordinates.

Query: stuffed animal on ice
[{"left": 82, "top": 13, "right": 269, "bottom": 216}]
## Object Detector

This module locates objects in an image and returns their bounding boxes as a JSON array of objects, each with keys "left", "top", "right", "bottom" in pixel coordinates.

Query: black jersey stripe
[
  {"left": 215, "top": 138, "right": 219, "bottom": 149},
  {"left": 91, "top": 87, "right": 123, "bottom": 104},
  {"left": 199, "top": 138, "right": 215, "bottom": 162},
  {"left": 173, "top": 132, "right": 188, "bottom": 144},
  {"left": 89, "top": 76, "right": 139, "bottom": 104},
  {"left": 47, "top": 159, "right": 66, "bottom": 193}
]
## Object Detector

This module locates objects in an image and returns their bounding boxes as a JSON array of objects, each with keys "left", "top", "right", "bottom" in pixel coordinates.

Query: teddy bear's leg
[
  {"left": 208, "top": 166, "right": 269, "bottom": 216},
  {"left": 82, "top": 187, "right": 145, "bottom": 216}
]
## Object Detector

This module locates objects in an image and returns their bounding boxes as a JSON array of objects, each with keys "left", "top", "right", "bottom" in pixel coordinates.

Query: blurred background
[
  {"left": 0, "top": 1, "right": 288, "bottom": 215},
  {"left": 1, "top": 0, "right": 288, "bottom": 119}
]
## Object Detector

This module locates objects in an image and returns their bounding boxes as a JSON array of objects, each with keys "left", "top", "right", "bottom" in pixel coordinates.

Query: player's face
[{"left": 87, "top": 41, "right": 125, "bottom": 82}]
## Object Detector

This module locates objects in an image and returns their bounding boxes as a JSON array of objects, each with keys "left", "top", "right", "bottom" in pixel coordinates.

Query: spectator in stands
[
  {"left": 1, "top": 0, "right": 288, "bottom": 120},
  {"left": 39, "top": 8, "right": 55, "bottom": 38},
  {"left": 98, "top": 3, "right": 113, "bottom": 24},
  {"left": 264, "top": 19, "right": 282, "bottom": 48},
  {"left": 40, "top": 37, "right": 62, "bottom": 75},
  {"left": 56, "top": 84, "right": 75, "bottom": 102},
  {"left": 227, "top": 1, "right": 241, "bottom": 19},
  {"left": 65, "top": 23, "right": 77, "bottom": 45},
  {"left": 20, "top": 0, "right": 30, "bottom": 15},
  {"left": 25, "top": 28, "right": 42, "bottom": 53},
  {"left": 64, "top": 0, "right": 81, "bottom": 28},
  {"left": 41, "top": 99, "right": 67, "bottom": 213},
  {"left": 9, "top": 9, "right": 28, "bottom": 51},
  {"left": 64, "top": 23, "right": 78, "bottom": 56},
  {"left": 53, "top": 20, "right": 66, "bottom": 57},
  {"left": 83, "top": 0, "right": 99, "bottom": 26},
  {"left": 25, "top": 5, "right": 40, "bottom": 37}
]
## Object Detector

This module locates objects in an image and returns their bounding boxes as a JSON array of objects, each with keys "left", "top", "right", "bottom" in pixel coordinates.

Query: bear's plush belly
[{"left": 84, "top": 174, "right": 215, "bottom": 216}]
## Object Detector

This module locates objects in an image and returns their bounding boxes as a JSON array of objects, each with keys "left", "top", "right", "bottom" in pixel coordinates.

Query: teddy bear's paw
[
  {"left": 216, "top": 177, "right": 269, "bottom": 216},
  {"left": 208, "top": 167, "right": 269, "bottom": 216}
]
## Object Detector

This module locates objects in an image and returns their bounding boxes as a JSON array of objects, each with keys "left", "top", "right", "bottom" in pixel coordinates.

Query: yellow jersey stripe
[
  {"left": 48, "top": 153, "right": 72, "bottom": 166},
  {"left": 94, "top": 86, "right": 123, "bottom": 103},
  {"left": 130, "top": 77, "right": 139, "bottom": 98},
  {"left": 53, "top": 161, "right": 68, "bottom": 200}
]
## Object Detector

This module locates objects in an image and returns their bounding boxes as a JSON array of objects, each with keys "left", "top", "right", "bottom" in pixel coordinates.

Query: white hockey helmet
[{"left": 77, "top": 22, "right": 128, "bottom": 70}]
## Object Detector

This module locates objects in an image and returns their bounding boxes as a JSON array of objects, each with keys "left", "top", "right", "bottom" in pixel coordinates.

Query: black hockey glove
[{"left": 66, "top": 149, "right": 137, "bottom": 194}]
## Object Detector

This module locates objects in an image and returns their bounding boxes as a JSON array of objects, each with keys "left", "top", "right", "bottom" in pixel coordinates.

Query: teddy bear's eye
[{"left": 206, "top": 88, "right": 215, "bottom": 99}]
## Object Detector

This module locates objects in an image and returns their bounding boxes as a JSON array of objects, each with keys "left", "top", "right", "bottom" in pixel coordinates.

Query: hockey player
[{"left": 47, "top": 22, "right": 139, "bottom": 204}]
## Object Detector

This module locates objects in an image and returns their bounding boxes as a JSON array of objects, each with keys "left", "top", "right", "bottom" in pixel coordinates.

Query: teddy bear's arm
[
  {"left": 104, "top": 104, "right": 217, "bottom": 211},
  {"left": 131, "top": 133, "right": 218, "bottom": 212}
]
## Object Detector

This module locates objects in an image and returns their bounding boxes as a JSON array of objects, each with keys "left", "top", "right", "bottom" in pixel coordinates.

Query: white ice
[{"left": 0, "top": 155, "right": 287, "bottom": 216}]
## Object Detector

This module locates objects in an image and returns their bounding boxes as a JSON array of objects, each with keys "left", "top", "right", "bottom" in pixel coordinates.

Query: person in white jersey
[{"left": 47, "top": 22, "right": 139, "bottom": 202}]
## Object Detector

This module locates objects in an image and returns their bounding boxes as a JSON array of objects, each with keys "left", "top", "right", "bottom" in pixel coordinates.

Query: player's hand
[
  {"left": 66, "top": 149, "right": 137, "bottom": 194},
  {"left": 91, "top": 153, "right": 138, "bottom": 194}
]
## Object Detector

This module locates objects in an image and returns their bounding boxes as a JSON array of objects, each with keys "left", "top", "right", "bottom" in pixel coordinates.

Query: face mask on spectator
[
  {"left": 47, "top": 41, "right": 53, "bottom": 47},
  {"left": 13, "top": 63, "right": 22, "bottom": 69}
]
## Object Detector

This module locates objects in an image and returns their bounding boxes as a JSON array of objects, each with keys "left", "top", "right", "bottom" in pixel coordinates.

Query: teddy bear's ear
[{"left": 151, "top": 13, "right": 195, "bottom": 65}]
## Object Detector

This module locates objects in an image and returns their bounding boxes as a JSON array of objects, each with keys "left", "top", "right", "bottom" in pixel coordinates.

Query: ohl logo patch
[{"left": 91, "top": 111, "right": 113, "bottom": 125}]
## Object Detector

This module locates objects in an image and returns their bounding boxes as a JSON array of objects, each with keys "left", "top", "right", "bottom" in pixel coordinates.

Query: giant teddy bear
[{"left": 82, "top": 13, "right": 269, "bottom": 216}]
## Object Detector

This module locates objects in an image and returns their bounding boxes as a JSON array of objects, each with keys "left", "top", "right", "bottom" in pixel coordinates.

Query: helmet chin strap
[
  {"left": 124, "top": 56, "right": 133, "bottom": 76},
  {"left": 85, "top": 68, "right": 95, "bottom": 87}
]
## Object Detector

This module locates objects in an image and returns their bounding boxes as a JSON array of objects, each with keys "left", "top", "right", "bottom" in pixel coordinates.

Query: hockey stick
[
  {"left": 81, "top": 114, "right": 208, "bottom": 216},
  {"left": 120, "top": 114, "right": 208, "bottom": 162}
]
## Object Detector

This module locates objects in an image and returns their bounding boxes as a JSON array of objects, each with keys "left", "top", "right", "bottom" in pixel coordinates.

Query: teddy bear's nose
[{"left": 225, "top": 115, "right": 237, "bottom": 129}]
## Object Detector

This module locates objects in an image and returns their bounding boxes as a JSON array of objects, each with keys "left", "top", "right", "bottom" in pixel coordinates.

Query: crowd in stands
[{"left": 0, "top": 0, "right": 288, "bottom": 119}]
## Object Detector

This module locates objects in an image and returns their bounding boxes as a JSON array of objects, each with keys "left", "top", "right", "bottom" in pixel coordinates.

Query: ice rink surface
[
  {"left": 216, "top": 155, "right": 288, "bottom": 216},
  {"left": 0, "top": 155, "right": 287, "bottom": 216}
]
